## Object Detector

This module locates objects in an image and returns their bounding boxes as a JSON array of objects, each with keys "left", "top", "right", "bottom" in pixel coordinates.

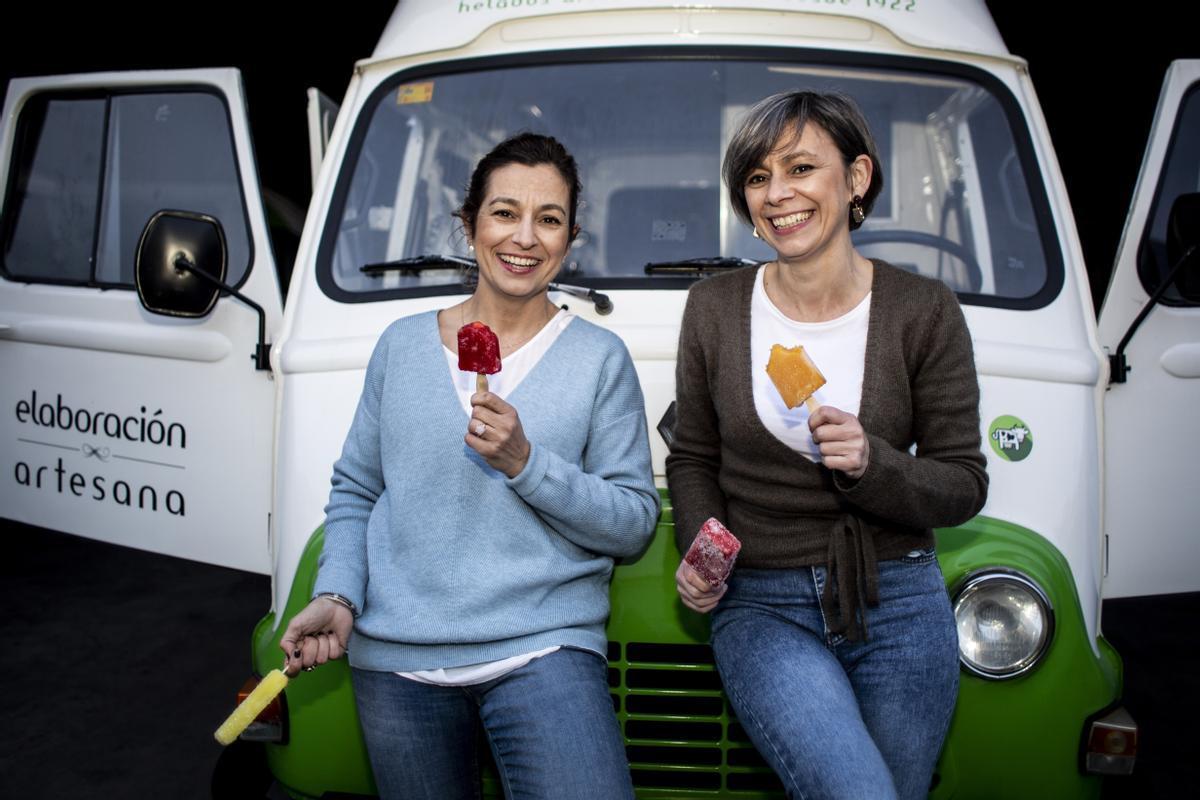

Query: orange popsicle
[{"left": 766, "top": 344, "right": 826, "bottom": 413}]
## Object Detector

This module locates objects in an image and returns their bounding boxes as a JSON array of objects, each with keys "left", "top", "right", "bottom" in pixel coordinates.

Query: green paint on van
[{"left": 252, "top": 494, "right": 1118, "bottom": 798}]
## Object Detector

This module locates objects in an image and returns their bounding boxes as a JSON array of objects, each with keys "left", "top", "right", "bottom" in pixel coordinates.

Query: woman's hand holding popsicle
[
  {"left": 466, "top": 391, "right": 531, "bottom": 478},
  {"left": 809, "top": 405, "right": 870, "bottom": 479},
  {"left": 675, "top": 560, "right": 727, "bottom": 614},
  {"left": 280, "top": 598, "right": 354, "bottom": 677}
]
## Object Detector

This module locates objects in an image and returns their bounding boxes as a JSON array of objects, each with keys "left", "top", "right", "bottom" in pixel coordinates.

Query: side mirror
[
  {"left": 135, "top": 209, "right": 272, "bottom": 370},
  {"left": 135, "top": 210, "right": 227, "bottom": 317},
  {"left": 1167, "top": 192, "right": 1200, "bottom": 302},
  {"left": 1110, "top": 192, "right": 1200, "bottom": 383}
]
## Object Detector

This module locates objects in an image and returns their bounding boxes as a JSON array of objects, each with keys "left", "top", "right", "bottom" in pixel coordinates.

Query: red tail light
[
  {"left": 1083, "top": 706, "right": 1136, "bottom": 775},
  {"left": 233, "top": 674, "right": 288, "bottom": 743}
]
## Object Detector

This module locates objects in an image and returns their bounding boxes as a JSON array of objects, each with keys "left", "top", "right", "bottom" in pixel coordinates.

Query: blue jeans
[
  {"left": 350, "top": 647, "right": 634, "bottom": 800},
  {"left": 711, "top": 551, "right": 959, "bottom": 800}
]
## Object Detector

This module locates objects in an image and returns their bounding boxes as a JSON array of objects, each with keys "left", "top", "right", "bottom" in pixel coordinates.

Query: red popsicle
[
  {"left": 458, "top": 321, "right": 501, "bottom": 392},
  {"left": 684, "top": 517, "right": 742, "bottom": 587}
]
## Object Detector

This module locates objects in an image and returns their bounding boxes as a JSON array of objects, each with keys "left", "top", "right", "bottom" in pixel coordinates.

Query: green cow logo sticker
[{"left": 989, "top": 415, "right": 1033, "bottom": 462}]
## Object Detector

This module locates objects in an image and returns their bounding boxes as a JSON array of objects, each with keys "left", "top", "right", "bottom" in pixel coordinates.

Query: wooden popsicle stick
[
  {"left": 477, "top": 372, "right": 489, "bottom": 393},
  {"left": 805, "top": 395, "right": 820, "bottom": 414}
]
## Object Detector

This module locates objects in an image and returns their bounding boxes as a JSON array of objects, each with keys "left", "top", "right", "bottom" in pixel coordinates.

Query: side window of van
[
  {"left": 1137, "top": 83, "right": 1200, "bottom": 306},
  {"left": 2, "top": 90, "right": 251, "bottom": 289}
]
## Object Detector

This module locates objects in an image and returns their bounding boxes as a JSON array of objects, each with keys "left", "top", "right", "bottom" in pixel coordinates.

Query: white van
[{"left": 3, "top": 1, "right": 1196, "bottom": 796}]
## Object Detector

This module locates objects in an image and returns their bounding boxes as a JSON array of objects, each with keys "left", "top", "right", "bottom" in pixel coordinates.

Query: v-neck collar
[
  {"left": 428, "top": 309, "right": 576, "bottom": 420},
  {"left": 736, "top": 262, "right": 886, "bottom": 466}
]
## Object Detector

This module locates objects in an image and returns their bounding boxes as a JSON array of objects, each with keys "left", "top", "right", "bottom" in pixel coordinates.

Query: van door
[
  {"left": 306, "top": 87, "right": 340, "bottom": 190},
  {"left": 0, "top": 70, "right": 281, "bottom": 574},
  {"left": 1099, "top": 60, "right": 1200, "bottom": 598}
]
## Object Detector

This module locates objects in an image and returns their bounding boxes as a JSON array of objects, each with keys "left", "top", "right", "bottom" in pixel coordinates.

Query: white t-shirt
[
  {"left": 444, "top": 308, "right": 574, "bottom": 415},
  {"left": 751, "top": 266, "right": 870, "bottom": 462},
  {"left": 403, "top": 308, "right": 574, "bottom": 686}
]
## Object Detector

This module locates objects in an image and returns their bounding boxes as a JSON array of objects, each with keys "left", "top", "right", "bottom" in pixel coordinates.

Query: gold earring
[{"left": 850, "top": 195, "right": 866, "bottom": 226}]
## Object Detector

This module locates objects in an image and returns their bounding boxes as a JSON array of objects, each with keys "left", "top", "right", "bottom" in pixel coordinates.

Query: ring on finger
[{"left": 473, "top": 421, "right": 486, "bottom": 437}]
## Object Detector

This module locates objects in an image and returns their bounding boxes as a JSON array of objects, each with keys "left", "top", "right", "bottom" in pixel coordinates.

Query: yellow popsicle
[{"left": 214, "top": 668, "right": 289, "bottom": 746}]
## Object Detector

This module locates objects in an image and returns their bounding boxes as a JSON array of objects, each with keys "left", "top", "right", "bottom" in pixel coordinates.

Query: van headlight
[{"left": 952, "top": 569, "right": 1054, "bottom": 680}]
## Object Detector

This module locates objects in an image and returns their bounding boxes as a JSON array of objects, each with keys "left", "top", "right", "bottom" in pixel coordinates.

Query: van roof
[{"left": 370, "top": 0, "right": 1010, "bottom": 64}]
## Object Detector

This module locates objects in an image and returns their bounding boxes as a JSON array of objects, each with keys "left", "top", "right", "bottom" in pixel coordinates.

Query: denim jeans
[
  {"left": 710, "top": 550, "right": 959, "bottom": 800},
  {"left": 350, "top": 647, "right": 634, "bottom": 800}
]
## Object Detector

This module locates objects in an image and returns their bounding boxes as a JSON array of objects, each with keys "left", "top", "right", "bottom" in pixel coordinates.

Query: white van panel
[
  {"left": 976, "top": 375, "right": 1103, "bottom": 645},
  {"left": 272, "top": 370, "right": 365, "bottom": 615},
  {"left": 0, "top": 69, "right": 281, "bottom": 573},
  {"left": 1100, "top": 61, "right": 1200, "bottom": 599},
  {"left": 0, "top": 311, "right": 233, "bottom": 362},
  {"left": 372, "top": 0, "right": 1010, "bottom": 64}
]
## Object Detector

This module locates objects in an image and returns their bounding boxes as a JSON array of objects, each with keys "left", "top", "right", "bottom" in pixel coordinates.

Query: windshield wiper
[
  {"left": 548, "top": 282, "right": 613, "bottom": 315},
  {"left": 361, "top": 254, "right": 474, "bottom": 274},
  {"left": 644, "top": 257, "right": 759, "bottom": 275},
  {"left": 360, "top": 256, "right": 613, "bottom": 314}
]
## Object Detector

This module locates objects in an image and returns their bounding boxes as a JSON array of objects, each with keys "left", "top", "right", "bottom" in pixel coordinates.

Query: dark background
[{"left": 1, "top": 3, "right": 1195, "bottom": 799}]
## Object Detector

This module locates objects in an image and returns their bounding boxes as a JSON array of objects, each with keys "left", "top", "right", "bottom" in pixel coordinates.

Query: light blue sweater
[{"left": 313, "top": 311, "right": 660, "bottom": 672}]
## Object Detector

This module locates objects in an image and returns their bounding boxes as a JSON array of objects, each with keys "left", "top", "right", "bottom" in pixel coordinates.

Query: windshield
[{"left": 323, "top": 56, "right": 1055, "bottom": 304}]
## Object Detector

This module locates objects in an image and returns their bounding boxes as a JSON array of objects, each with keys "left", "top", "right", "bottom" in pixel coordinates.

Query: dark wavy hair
[
  {"left": 722, "top": 91, "right": 883, "bottom": 232},
  {"left": 455, "top": 132, "right": 582, "bottom": 240}
]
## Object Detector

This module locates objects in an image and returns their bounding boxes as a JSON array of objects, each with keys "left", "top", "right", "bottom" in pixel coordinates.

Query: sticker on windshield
[
  {"left": 398, "top": 82, "right": 434, "bottom": 105},
  {"left": 989, "top": 415, "right": 1032, "bottom": 462}
]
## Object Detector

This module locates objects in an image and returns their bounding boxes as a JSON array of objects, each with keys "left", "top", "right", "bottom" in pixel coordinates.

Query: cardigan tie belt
[{"left": 820, "top": 514, "right": 880, "bottom": 642}]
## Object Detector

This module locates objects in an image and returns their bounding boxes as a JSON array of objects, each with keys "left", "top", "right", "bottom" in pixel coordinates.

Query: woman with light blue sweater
[{"left": 279, "top": 133, "right": 659, "bottom": 799}]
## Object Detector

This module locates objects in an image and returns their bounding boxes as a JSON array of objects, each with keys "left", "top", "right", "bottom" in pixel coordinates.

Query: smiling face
[
  {"left": 743, "top": 122, "right": 872, "bottom": 266},
  {"left": 468, "top": 162, "right": 573, "bottom": 304}
]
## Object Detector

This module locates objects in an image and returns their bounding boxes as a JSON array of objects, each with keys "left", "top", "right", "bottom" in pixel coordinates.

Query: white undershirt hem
[{"left": 400, "top": 646, "right": 562, "bottom": 686}]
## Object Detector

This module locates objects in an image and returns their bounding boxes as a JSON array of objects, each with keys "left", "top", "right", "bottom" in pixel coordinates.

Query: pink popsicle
[
  {"left": 458, "top": 321, "right": 501, "bottom": 392},
  {"left": 684, "top": 517, "right": 742, "bottom": 586}
]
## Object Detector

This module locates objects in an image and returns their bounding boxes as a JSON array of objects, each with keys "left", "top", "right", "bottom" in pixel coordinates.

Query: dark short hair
[
  {"left": 456, "top": 132, "right": 582, "bottom": 240},
  {"left": 722, "top": 91, "right": 883, "bottom": 231}
]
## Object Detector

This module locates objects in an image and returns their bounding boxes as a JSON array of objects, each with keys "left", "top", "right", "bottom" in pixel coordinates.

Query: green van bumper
[{"left": 252, "top": 494, "right": 1119, "bottom": 798}]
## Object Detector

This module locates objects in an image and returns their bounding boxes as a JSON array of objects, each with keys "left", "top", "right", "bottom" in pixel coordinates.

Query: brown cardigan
[{"left": 665, "top": 261, "right": 988, "bottom": 639}]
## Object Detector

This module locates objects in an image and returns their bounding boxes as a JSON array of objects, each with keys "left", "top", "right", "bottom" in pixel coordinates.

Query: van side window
[
  {"left": 1137, "top": 83, "right": 1200, "bottom": 306},
  {"left": 1, "top": 90, "right": 251, "bottom": 289},
  {"left": 2, "top": 96, "right": 106, "bottom": 282},
  {"left": 970, "top": 101, "right": 1044, "bottom": 299}
]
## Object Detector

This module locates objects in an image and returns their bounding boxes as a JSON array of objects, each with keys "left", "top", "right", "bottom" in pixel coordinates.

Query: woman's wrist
[
  {"left": 505, "top": 440, "right": 532, "bottom": 478},
  {"left": 315, "top": 592, "right": 359, "bottom": 617}
]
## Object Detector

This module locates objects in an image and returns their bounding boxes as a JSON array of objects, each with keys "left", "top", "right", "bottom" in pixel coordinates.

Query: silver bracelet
[{"left": 315, "top": 592, "right": 359, "bottom": 617}]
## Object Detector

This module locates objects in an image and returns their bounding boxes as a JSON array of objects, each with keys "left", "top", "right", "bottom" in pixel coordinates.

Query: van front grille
[{"left": 610, "top": 640, "right": 784, "bottom": 798}]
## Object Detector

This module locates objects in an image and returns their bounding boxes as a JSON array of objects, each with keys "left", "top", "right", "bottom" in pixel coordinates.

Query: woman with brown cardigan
[{"left": 666, "top": 91, "right": 988, "bottom": 800}]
